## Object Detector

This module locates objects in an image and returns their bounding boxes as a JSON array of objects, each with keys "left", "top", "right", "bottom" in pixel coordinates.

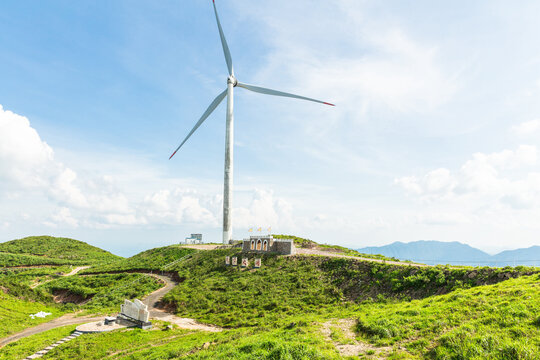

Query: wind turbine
[{"left": 169, "top": 1, "right": 334, "bottom": 245}]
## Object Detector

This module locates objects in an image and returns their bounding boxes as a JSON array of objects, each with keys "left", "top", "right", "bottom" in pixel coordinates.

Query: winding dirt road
[
  {"left": 143, "top": 274, "right": 221, "bottom": 332},
  {"left": 0, "top": 273, "right": 219, "bottom": 348},
  {"left": 30, "top": 266, "right": 91, "bottom": 289}
]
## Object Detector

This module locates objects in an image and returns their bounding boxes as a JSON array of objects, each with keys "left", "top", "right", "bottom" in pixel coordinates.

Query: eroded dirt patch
[
  {"left": 320, "top": 319, "right": 392, "bottom": 357},
  {"left": 53, "top": 290, "right": 92, "bottom": 304}
]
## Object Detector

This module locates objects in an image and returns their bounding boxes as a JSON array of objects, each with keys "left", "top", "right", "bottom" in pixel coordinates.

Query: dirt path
[
  {"left": 181, "top": 244, "right": 226, "bottom": 250},
  {"left": 295, "top": 248, "right": 430, "bottom": 267},
  {"left": 63, "top": 266, "right": 91, "bottom": 276},
  {"left": 143, "top": 274, "right": 221, "bottom": 332},
  {"left": 1, "top": 273, "right": 220, "bottom": 348},
  {"left": 0, "top": 314, "right": 102, "bottom": 348},
  {"left": 142, "top": 274, "right": 177, "bottom": 312},
  {"left": 320, "top": 319, "right": 393, "bottom": 357},
  {"left": 30, "top": 266, "right": 92, "bottom": 289}
]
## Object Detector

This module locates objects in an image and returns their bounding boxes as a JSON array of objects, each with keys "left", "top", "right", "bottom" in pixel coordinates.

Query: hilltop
[
  {"left": 0, "top": 236, "right": 121, "bottom": 266},
  {"left": 274, "top": 234, "right": 398, "bottom": 261}
]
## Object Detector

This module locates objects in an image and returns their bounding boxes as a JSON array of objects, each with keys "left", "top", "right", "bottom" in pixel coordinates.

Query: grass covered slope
[
  {"left": 39, "top": 273, "right": 162, "bottom": 312},
  {"left": 0, "top": 252, "right": 75, "bottom": 267},
  {"left": 161, "top": 249, "right": 536, "bottom": 329},
  {"left": 318, "top": 258, "right": 537, "bottom": 301},
  {"left": 0, "top": 291, "right": 63, "bottom": 338},
  {"left": 82, "top": 245, "right": 195, "bottom": 273},
  {"left": 163, "top": 250, "right": 341, "bottom": 328},
  {"left": 355, "top": 273, "right": 540, "bottom": 359},
  {"left": 12, "top": 248, "right": 537, "bottom": 360},
  {"left": 0, "top": 236, "right": 120, "bottom": 265}
]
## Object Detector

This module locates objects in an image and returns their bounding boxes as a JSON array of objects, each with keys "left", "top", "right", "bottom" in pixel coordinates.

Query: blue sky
[{"left": 2, "top": 1, "right": 540, "bottom": 256}]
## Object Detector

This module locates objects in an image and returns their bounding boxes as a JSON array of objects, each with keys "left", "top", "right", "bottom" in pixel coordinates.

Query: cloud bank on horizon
[{"left": 1, "top": 0, "right": 540, "bottom": 255}]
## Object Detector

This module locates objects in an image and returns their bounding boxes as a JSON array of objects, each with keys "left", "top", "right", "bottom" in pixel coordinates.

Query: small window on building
[
  {"left": 256, "top": 239, "right": 262, "bottom": 251},
  {"left": 250, "top": 240, "right": 255, "bottom": 250},
  {"left": 263, "top": 240, "right": 268, "bottom": 251}
]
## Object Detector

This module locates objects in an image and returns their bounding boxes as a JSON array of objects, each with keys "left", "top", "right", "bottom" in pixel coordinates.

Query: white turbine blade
[
  {"left": 169, "top": 89, "right": 228, "bottom": 159},
  {"left": 212, "top": 1, "right": 234, "bottom": 75},
  {"left": 237, "top": 82, "right": 335, "bottom": 106}
]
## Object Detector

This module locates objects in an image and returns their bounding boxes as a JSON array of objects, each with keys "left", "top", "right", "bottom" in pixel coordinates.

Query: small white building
[{"left": 184, "top": 233, "right": 203, "bottom": 244}]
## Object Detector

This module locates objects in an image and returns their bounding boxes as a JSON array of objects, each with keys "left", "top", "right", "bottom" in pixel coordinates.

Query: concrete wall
[
  {"left": 242, "top": 237, "right": 295, "bottom": 255},
  {"left": 121, "top": 299, "right": 149, "bottom": 322}
]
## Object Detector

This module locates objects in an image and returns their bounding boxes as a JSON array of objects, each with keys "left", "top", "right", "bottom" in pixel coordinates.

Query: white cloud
[
  {"left": 142, "top": 188, "right": 220, "bottom": 226},
  {"left": 236, "top": 2, "right": 457, "bottom": 118},
  {"left": 0, "top": 105, "right": 56, "bottom": 188},
  {"left": 104, "top": 214, "right": 146, "bottom": 226},
  {"left": 0, "top": 105, "right": 311, "bottom": 233},
  {"left": 512, "top": 119, "right": 540, "bottom": 136},
  {"left": 51, "top": 207, "right": 79, "bottom": 228},
  {"left": 396, "top": 145, "right": 540, "bottom": 229},
  {"left": 0, "top": 105, "right": 227, "bottom": 229},
  {"left": 234, "top": 189, "right": 294, "bottom": 229},
  {"left": 50, "top": 168, "right": 89, "bottom": 208},
  {"left": 397, "top": 145, "right": 537, "bottom": 199}
]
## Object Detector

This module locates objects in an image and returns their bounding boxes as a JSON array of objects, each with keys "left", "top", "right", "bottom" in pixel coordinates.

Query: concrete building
[
  {"left": 184, "top": 233, "right": 202, "bottom": 244},
  {"left": 242, "top": 235, "right": 296, "bottom": 255}
]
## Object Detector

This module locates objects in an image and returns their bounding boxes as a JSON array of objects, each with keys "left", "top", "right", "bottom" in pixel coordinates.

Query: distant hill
[
  {"left": 0, "top": 236, "right": 121, "bottom": 265},
  {"left": 358, "top": 241, "right": 540, "bottom": 267},
  {"left": 491, "top": 246, "right": 540, "bottom": 265}
]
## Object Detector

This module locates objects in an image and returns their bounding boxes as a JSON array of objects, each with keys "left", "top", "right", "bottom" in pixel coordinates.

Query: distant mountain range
[{"left": 358, "top": 240, "right": 540, "bottom": 267}]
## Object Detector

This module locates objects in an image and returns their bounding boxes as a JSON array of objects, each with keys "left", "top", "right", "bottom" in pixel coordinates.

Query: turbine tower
[{"left": 169, "top": 1, "right": 334, "bottom": 245}]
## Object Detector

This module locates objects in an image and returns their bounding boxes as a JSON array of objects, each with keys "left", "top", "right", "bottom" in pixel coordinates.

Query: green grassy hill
[
  {"left": 161, "top": 250, "right": 536, "bottom": 329},
  {"left": 0, "top": 252, "right": 74, "bottom": 267},
  {"left": 1, "top": 235, "right": 539, "bottom": 359},
  {"left": 0, "top": 236, "right": 121, "bottom": 265},
  {"left": 82, "top": 245, "right": 196, "bottom": 273},
  {"left": 17, "top": 272, "right": 535, "bottom": 360},
  {"left": 355, "top": 273, "right": 540, "bottom": 359}
]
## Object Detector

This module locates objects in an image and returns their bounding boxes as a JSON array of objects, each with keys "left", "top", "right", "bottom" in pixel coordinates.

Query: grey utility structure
[{"left": 168, "top": 0, "right": 334, "bottom": 244}]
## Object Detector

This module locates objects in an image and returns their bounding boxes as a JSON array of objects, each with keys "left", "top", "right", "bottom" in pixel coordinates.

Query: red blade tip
[
  {"left": 323, "top": 102, "right": 335, "bottom": 106},
  {"left": 169, "top": 150, "right": 177, "bottom": 160}
]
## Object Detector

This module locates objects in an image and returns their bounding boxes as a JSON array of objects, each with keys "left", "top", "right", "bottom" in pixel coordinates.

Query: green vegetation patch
[
  {"left": 162, "top": 250, "right": 538, "bottom": 331},
  {"left": 0, "top": 236, "right": 120, "bottom": 265},
  {"left": 354, "top": 274, "right": 540, "bottom": 359},
  {"left": 0, "top": 252, "right": 75, "bottom": 267},
  {"left": 41, "top": 321, "right": 341, "bottom": 360},
  {"left": 0, "top": 266, "right": 81, "bottom": 305},
  {"left": 0, "top": 325, "right": 76, "bottom": 360},
  {"left": 40, "top": 273, "right": 162, "bottom": 312},
  {"left": 319, "top": 257, "right": 538, "bottom": 301},
  {"left": 82, "top": 245, "right": 195, "bottom": 273},
  {"left": 162, "top": 250, "right": 341, "bottom": 328},
  {"left": 0, "top": 291, "right": 63, "bottom": 338}
]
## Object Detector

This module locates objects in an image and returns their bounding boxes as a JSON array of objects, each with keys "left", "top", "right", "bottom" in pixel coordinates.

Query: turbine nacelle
[{"left": 227, "top": 75, "right": 238, "bottom": 87}]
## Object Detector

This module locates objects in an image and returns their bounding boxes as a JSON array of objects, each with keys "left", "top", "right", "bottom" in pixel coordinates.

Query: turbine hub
[{"left": 227, "top": 75, "right": 238, "bottom": 87}]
